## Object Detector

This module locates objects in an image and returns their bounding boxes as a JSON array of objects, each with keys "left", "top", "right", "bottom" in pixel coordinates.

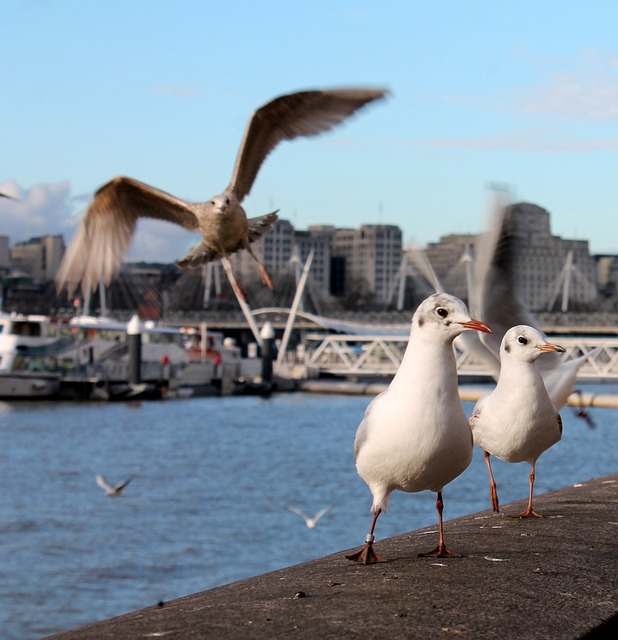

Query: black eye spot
[
  {"left": 505, "top": 343, "right": 511, "bottom": 353},
  {"left": 436, "top": 307, "right": 448, "bottom": 318},
  {"left": 517, "top": 336, "right": 528, "bottom": 345}
]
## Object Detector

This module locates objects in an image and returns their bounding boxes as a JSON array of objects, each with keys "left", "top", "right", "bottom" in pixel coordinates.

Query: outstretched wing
[
  {"left": 313, "top": 506, "right": 332, "bottom": 523},
  {"left": 229, "top": 88, "right": 389, "bottom": 203},
  {"left": 95, "top": 474, "right": 113, "bottom": 493},
  {"left": 56, "top": 176, "right": 199, "bottom": 296},
  {"left": 286, "top": 505, "right": 310, "bottom": 521}
]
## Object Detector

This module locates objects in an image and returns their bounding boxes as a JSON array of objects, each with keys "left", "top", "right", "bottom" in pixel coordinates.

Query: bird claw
[
  {"left": 418, "top": 544, "right": 462, "bottom": 559},
  {"left": 508, "top": 509, "right": 543, "bottom": 519},
  {"left": 345, "top": 542, "right": 386, "bottom": 564}
]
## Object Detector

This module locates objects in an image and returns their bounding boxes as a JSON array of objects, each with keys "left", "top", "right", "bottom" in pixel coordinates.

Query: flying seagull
[
  {"left": 346, "top": 293, "right": 492, "bottom": 563},
  {"left": 470, "top": 325, "right": 564, "bottom": 517},
  {"left": 286, "top": 505, "right": 332, "bottom": 528},
  {"left": 96, "top": 473, "right": 133, "bottom": 497},
  {"left": 458, "top": 193, "right": 599, "bottom": 416},
  {"left": 56, "top": 87, "right": 389, "bottom": 301}
]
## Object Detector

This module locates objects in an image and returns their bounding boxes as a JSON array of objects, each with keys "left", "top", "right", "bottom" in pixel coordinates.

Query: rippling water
[{"left": 1, "top": 386, "right": 617, "bottom": 639}]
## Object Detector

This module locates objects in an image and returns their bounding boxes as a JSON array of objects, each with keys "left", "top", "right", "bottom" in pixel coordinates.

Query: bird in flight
[
  {"left": 286, "top": 505, "right": 332, "bottom": 528},
  {"left": 56, "top": 87, "right": 389, "bottom": 302},
  {"left": 96, "top": 474, "right": 133, "bottom": 497}
]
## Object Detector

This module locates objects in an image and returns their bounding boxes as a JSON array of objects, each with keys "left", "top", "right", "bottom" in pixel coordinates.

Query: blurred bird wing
[
  {"left": 228, "top": 88, "right": 389, "bottom": 203},
  {"left": 474, "top": 195, "right": 557, "bottom": 365},
  {"left": 113, "top": 476, "right": 132, "bottom": 492},
  {"left": 539, "top": 346, "right": 602, "bottom": 409},
  {"left": 313, "top": 506, "right": 332, "bottom": 522},
  {"left": 56, "top": 176, "right": 199, "bottom": 297},
  {"left": 247, "top": 210, "right": 278, "bottom": 242},
  {"left": 96, "top": 474, "right": 113, "bottom": 493},
  {"left": 287, "top": 505, "right": 310, "bottom": 521}
]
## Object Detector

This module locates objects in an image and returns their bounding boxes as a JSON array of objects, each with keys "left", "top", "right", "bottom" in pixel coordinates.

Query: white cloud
[
  {"left": 0, "top": 180, "right": 79, "bottom": 243},
  {"left": 511, "top": 48, "right": 618, "bottom": 120},
  {"left": 514, "top": 72, "right": 618, "bottom": 120},
  {"left": 0, "top": 180, "right": 197, "bottom": 262}
]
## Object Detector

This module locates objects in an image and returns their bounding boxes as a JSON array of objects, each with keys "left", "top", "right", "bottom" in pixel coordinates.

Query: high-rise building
[
  {"left": 9, "top": 235, "right": 65, "bottom": 281},
  {"left": 424, "top": 202, "right": 598, "bottom": 311}
]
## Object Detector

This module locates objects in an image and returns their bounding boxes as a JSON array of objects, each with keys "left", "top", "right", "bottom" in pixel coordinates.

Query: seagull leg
[
  {"left": 484, "top": 450, "right": 500, "bottom": 513},
  {"left": 221, "top": 255, "right": 248, "bottom": 302},
  {"left": 510, "top": 464, "right": 543, "bottom": 518},
  {"left": 345, "top": 509, "right": 386, "bottom": 564},
  {"left": 419, "top": 491, "right": 462, "bottom": 558},
  {"left": 244, "top": 243, "right": 274, "bottom": 290}
]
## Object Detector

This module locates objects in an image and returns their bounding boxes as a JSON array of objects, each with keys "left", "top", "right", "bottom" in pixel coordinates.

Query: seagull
[
  {"left": 346, "top": 293, "right": 492, "bottom": 564},
  {"left": 469, "top": 325, "right": 564, "bottom": 518},
  {"left": 56, "top": 87, "right": 389, "bottom": 302},
  {"left": 286, "top": 505, "right": 332, "bottom": 528},
  {"left": 463, "top": 194, "right": 599, "bottom": 413},
  {"left": 96, "top": 474, "right": 133, "bottom": 497}
]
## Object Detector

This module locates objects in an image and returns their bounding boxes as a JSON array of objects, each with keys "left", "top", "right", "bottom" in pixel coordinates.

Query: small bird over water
[
  {"left": 470, "top": 325, "right": 564, "bottom": 518},
  {"left": 96, "top": 474, "right": 133, "bottom": 497},
  {"left": 56, "top": 87, "right": 388, "bottom": 302},
  {"left": 286, "top": 505, "right": 332, "bottom": 528},
  {"left": 346, "top": 293, "right": 492, "bottom": 564}
]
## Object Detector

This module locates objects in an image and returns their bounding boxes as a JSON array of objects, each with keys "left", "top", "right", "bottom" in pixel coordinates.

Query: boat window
[{"left": 11, "top": 322, "right": 42, "bottom": 337}]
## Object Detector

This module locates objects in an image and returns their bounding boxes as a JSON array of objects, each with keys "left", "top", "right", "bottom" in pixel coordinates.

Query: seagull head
[
  {"left": 412, "top": 293, "right": 492, "bottom": 341},
  {"left": 209, "top": 194, "right": 231, "bottom": 214},
  {"left": 501, "top": 325, "right": 565, "bottom": 363}
]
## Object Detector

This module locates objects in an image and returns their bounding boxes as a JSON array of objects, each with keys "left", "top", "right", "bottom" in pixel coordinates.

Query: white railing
[{"left": 297, "top": 333, "right": 618, "bottom": 380}]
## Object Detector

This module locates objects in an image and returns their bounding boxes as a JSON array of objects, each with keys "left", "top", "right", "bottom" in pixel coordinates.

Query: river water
[{"left": 1, "top": 386, "right": 617, "bottom": 639}]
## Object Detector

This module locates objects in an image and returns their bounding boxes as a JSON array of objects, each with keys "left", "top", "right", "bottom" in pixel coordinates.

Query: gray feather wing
[
  {"left": 56, "top": 176, "right": 198, "bottom": 296},
  {"left": 228, "top": 88, "right": 389, "bottom": 203}
]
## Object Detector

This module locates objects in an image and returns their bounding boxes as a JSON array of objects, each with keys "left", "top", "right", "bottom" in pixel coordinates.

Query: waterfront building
[
  {"left": 0, "top": 235, "right": 9, "bottom": 269},
  {"left": 9, "top": 235, "right": 65, "bottom": 282},
  {"left": 422, "top": 202, "right": 598, "bottom": 312}
]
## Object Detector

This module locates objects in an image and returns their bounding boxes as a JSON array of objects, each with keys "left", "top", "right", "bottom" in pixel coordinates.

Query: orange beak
[
  {"left": 460, "top": 319, "right": 492, "bottom": 334},
  {"left": 537, "top": 342, "right": 565, "bottom": 353}
]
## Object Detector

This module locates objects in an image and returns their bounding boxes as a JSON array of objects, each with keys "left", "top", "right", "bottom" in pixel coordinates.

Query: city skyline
[{"left": 2, "top": 2, "right": 618, "bottom": 260}]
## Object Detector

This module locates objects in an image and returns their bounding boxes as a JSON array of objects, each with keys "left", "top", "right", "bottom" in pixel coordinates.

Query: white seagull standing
[
  {"left": 470, "top": 325, "right": 564, "bottom": 518},
  {"left": 346, "top": 293, "right": 492, "bottom": 564},
  {"left": 96, "top": 474, "right": 133, "bottom": 497},
  {"left": 56, "top": 87, "right": 388, "bottom": 302},
  {"left": 286, "top": 505, "right": 332, "bottom": 529}
]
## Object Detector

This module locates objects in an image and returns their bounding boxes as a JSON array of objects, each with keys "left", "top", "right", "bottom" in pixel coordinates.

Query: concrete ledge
[{"left": 47, "top": 474, "right": 618, "bottom": 639}]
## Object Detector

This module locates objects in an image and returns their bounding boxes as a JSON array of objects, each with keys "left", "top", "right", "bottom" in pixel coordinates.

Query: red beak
[{"left": 460, "top": 319, "right": 492, "bottom": 334}]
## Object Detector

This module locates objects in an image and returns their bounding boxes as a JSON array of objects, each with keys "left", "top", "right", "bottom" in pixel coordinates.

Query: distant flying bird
[
  {"left": 459, "top": 194, "right": 598, "bottom": 415},
  {"left": 96, "top": 474, "right": 133, "bottom": 497},
  {"left": 346, "top": 293, "right": 492, "bottom": 563},
  {"left": 470, "top": 325, "right": 564, "bottom": 518},
  {"left": 56, "top": 87, "right": 389, "bottom": 302},
  {"left": 286, "top": 505, "right": 332, "bottom": 528}
]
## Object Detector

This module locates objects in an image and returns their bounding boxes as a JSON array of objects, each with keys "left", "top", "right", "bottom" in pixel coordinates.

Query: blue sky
[{"left": 2, "top": 0, "right": 618, "bottom": 262}]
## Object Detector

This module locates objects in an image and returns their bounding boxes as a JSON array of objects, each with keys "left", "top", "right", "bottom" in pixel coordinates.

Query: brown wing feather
[
  {"left": 56, "top": 176, "right": 199, "bottom": 296},
  {"left": 229, "top": 88, "right": 389, "bottom": 203}
]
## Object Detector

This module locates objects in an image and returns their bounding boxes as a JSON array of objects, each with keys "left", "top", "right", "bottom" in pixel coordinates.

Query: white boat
[{"left": 0, "top": 312, "right": 65, "bottom": 399}]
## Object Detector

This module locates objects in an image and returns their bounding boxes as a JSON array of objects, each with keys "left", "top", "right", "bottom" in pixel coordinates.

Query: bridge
[{"left": 286, "top": 332, "right": 618, "bottom": 381}]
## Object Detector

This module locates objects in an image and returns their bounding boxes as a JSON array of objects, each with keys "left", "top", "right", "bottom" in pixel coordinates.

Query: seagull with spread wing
[
  {"left": 96, "top": 474, "right": 133, "bottom": 497},
  {"left": 286, "top": 505, "right": 332, "bottom": 529},
  {"left": 56, "top": 87, "right": 388, "bottom": 301}
]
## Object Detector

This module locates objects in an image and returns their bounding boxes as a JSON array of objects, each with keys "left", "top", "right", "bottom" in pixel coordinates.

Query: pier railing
[{"left": 294, "top": 333, "right": 618, "bottom": 380}]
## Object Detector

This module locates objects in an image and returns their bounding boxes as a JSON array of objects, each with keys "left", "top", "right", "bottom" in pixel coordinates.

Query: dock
[
  {"left": 298, "top": 379, "right": 618, "bottom": 408},
  {"left": 46, "top": 473, "right": 617, "bottom": 639}
]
